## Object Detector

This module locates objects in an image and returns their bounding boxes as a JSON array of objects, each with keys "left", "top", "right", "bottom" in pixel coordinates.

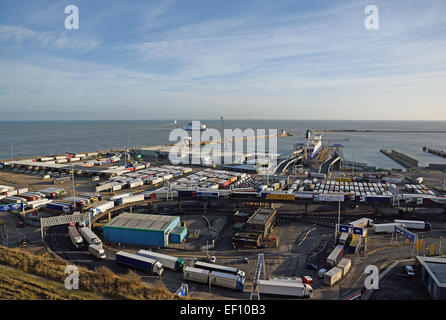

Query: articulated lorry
[
  {"left": 88, "top": 244, "right": 106, "bottom": 259},
  {"left": 394, "top": 219, "right": 431, "bottom": 231},
  {"left": 68, "top": 225, "right": 84, "bottom": 249},
  {"left": 115, "top": 251, "right": 163, "bottom": 276},
  {"left": 79, "top": 227, "right": 102, "bottom": 246},
  {"left": 137, "top": 250, "right": 184, "bottom": 272},
  {"left": 183, "top": 267, "right": 245, "bottom": 292},
  {"left": 258, "top": 279, "right": 313, "bottom": 298}
]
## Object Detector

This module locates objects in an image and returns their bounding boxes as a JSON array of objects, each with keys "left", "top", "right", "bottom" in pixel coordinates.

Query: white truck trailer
[
  {"left": 68, "top": 225, "right": 84, "bottom": 249},
  {"left": 137, "top": 250, "right": 185, "bottom": 272},
  {"left": 79, "top": 227, "right": 102, "bottom": 246},
  {"left": 88, "top": 244, "right": 106, "bottom": 259},
  {"left": 184, "top": 266, "right": 210, "bottom": 284},
  {"left": 337, "top": 258, "right": 351, "bottom": 277},
  {"left": 372, "top": 223, "right": 406, "bottom": 233},
  {"left": 324, "top": 267, "right": 343, "bottom": 286},
  {"left": 258, "top": 279, "right": 313, "bottom": 298},
  {"left": 394, "top": 219, "right": 431, "bottom": 231}
]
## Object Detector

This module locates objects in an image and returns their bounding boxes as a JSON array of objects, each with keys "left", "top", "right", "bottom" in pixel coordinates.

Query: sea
[{"left": 1, "top": 120, "right": 446, "bottom": 170}]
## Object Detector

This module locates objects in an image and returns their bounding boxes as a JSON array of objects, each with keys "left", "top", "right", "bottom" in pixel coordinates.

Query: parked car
[
  {"left": 243, "top": 257, "right": 249, "bottom": 264},
  {"left": 406, "top": 265, "right": 415, "bottom": 277},
  {"left": 209, "top": 256, "right": 216, "bottom": 264},
  {"left": 305, "top": 263, "right": 318, "bottom": 270},
  {"left": 17, "top": 221, "right": 24, "bottom": 228}
]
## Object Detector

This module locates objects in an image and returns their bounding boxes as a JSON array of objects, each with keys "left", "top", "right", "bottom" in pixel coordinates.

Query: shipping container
[{"left": 324, "top": 267, "right": 343, "bottom": 286}]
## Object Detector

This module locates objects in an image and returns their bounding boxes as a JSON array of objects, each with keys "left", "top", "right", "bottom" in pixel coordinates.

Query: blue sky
[{"left": 0, "top": 0, "right": 445, "bottom": 120}]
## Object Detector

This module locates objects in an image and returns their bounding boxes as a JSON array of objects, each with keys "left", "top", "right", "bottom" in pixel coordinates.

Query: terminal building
[
  {"left": 103, "top": 212, "right": 187, "bottom": 247},
  {"left": 415, "top": 256, "right": 446, "bottom": 300},
  {"left": 245, "top": 208, "right": 277, "bottom": 237}
]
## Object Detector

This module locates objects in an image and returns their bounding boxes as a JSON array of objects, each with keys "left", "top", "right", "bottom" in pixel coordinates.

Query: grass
[
  {"left": 0, "top": 265, "right": 102, "bottom": 300},
  {"left": 0, "top": 246, "right": 179, "bottom": 300}
]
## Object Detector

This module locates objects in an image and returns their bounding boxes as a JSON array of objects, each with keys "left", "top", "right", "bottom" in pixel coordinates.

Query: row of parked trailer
[{"left": 95, "top": 165, "right": 191, "bottom": 192}]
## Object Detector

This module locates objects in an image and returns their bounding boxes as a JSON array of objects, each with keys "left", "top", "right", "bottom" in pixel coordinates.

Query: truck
[
  {"left": 349, "top": 217, "right": 373, "bottom": 228},
  {"left": 324, "top": 267, "right": 343, "bottom": 286},
  {"left": 394, "top": 219, "right": 431, "bottom": 231},
  {"left": 316, "top": 193, "right": 344, "bottom": 203},
  {"left": 68, "top": 225, "right": 84, "bottom": 248},
  {"left": 46, "top": 202, "right": 71, "bottom": 213},
  {"left": 209, "top": 271, "right": 245, "bottom": 292},
  {"left": 258, "top": 279, "right": 313, "bottom": 298},
  {"left": 337, "top": 258, "right": 351, "bottom": 277},
  {"left": 79, "top": 227, "right": 102, "bottom": 246},
  {"left": 362, "top": 195, "right": 393, "bottom": 204},
  {"left": 326, "top": 245, "right": 344, "bottom": 268},
  {"left": 88, "top": 201, "right": 114, "bottom": 216},
  {"left": 184, "top": 266, "right": 210, "bottom": 284},
  {"left": 338, "top": 232, "right": 350, "bottom": 245},
  {"left": 115, "top": 251, "right": 163, "bottom": 276},
  {"left": 119, "top": 194, "right": 145, "bottom": 205},
  {"left": 416, "top": 177, "right": 424, "bottom": 184},
  {"left": 372, "top": 223, "right": 406, "bottom": 233},
  {"left": 88, "top": 244, "right": 106, "bottom": 259},
  {"left": 137, "top": 250, "right": 185, "bottom": 272}
]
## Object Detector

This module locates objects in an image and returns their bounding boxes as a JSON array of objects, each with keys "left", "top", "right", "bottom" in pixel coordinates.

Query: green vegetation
[
  {"left": 0, "top": 265, "right": 102, "bottom": 300},
  {"left": 0, "top": 246, "right": 177, "bottom": 300}
]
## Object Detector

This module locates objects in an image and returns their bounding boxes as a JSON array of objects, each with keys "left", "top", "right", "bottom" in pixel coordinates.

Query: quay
[{"left": 380, "top": 149, "right": 418, "bottom": 170}]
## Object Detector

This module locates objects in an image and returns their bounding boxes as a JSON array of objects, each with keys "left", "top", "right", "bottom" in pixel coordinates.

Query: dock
[{"left": 380, "top": 149, "right": 418, "bottom": 169}]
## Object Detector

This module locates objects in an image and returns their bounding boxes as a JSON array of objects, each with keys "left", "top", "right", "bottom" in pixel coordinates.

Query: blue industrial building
[
  {"left": 103, "top": 213, "right": 186, "bottom": 247},
  {"left": 416, "top": 256, "right": 446, "bottom": 300}
]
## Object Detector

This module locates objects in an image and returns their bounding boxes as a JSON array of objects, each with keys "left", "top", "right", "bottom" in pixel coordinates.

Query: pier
[
  {"left": 423, "top": 146, "right": 446, "bottom": 159},
  {"left": 380, "top": 149, "right": 418, "bottom": 170}
]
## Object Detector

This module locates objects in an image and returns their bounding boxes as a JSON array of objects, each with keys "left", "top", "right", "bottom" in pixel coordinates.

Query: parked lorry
[
  {"left": 372, "top": 223, "right": 406, "bottom": 233},
  {"left": 349, "top": 217, "right": 373, "bottom": 228},
  {"left": 337, "top": 258, "right": 351, "bottom": 277},
  {"left": 68, "top": 225, "right": 84, "bottom": 249},
  {"left": 362, "top": 195, "right": 393, "bottom": 204},
  {"left": 137, "top": 250, "right": 185, "bottom": 272},
  {"left": 324, "top": 267, "right": 343, "bottom": 286},
  {"left": 88, "top": 201, "right": 114, "bottom": 216},
  {"left": 115, "top": 251, "right": 163, "bottom": 276},
  {"left": 394, "top": 219, "right": 431, "bottom": 231},
  {"left": 184, "top": 266, "right": 210, "bottom": 284},
  {"left": 316, "top": 193, "right": 344, "bottom": 203},
  {"left": 258, "top": 279, "right": 313, "bottom": 298},
  {"left": 119, "top": 194, "right": 145, "bottom": 205},
  {"left": 88, "top": 244, "right": 106, "bottom": 259},
  {"left": 326, "top": 245, "right": 344, "bottom": 268},
  {"left": 79, "top": 227, "right": 102, "bottom": 246},
  {"left": 209, "top": 271, "right": 245, "bottom": 292}
]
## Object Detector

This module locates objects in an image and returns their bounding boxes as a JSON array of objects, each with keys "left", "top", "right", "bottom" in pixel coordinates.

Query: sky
[{"left": 0, "top": 0, "right": 445, "bottom": 121}]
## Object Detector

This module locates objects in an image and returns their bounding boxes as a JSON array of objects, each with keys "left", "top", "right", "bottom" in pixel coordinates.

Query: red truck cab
[{"left": 302, "top": 276, "right": 313, "bottom": 285}]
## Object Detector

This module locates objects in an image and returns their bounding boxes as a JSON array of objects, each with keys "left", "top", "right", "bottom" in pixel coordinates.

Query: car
[
  {"left": 209, "top": 256, "right": 216, "bottom": 263},
  {"left": 17, "top": 221, "right": 24, "bottom": 228},
  {"left": 243, "top": 257, "right": 249, "bottom": 264},
  {"left": 258, "top": 244, "right": 268, "bottom": 249},
  {"left": 406, "top": 265, "right": 415, "bottom": 277},
  {"left": 305, "top": 263, "right": 318, "bottom": 270}
]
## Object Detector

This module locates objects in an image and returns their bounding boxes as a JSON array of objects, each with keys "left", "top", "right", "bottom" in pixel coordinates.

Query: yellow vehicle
[{"left": 266, "top": 193, "right": 295, "bottom": 201}]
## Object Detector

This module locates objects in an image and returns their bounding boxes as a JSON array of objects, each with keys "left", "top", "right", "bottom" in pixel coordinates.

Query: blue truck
[
  {"left": 363, "top": 195, "right": 392, "bottom": 204},
  {"left": 115, "top": 251, "right": 164, "bottom": 276}
]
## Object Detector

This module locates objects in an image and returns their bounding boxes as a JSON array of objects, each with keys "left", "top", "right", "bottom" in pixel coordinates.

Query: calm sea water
[{"left": 1, "top": 120, "right": 446, "bottom": 170}]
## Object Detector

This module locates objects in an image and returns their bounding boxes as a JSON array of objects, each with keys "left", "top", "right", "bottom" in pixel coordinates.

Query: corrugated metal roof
[{"left": 104, "top": 212, "right": 177, "bottom": 232}]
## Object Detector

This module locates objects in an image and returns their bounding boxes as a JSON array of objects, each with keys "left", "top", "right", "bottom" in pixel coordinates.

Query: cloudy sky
[{"left": 1, "top": 0, "right": 445, "bottom": 120}]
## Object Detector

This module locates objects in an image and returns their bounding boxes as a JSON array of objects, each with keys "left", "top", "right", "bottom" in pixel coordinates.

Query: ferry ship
[
  {"left": 294, "top": 129, "right": 323, "bottom": 160},
  {"left": 184, "top": 122, "right": 207, "bottom": 131}
]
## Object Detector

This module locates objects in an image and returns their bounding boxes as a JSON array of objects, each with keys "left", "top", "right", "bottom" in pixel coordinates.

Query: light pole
[{"left": 72, "top": 164, "right": 75, "bottom": 208}]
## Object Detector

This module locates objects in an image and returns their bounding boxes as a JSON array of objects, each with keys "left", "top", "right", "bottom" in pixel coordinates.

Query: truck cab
[{"left": 88, "top": 244, "right": 106, "bottom": 259}]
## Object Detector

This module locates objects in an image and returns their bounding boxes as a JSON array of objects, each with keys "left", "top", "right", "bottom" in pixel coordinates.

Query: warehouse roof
[
  {"left": 416, "top": 256, "right": 446, "bottom": 287},
  {"left": 104, "top": 212, "right": 178, "bottom": 232},
  {"left": 246, "top": 208, "right": 276, "bottom": 226}
]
